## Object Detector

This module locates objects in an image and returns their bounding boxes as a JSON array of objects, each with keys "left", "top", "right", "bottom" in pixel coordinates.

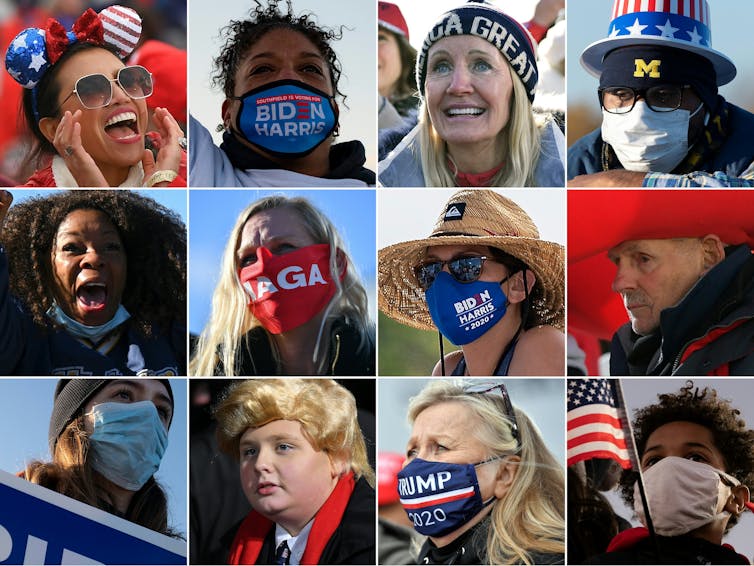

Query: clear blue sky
[
  {"left": 0, "top": 379, "right": 188, "bottom": 538},
  {"left": 189, "top": 189, "right": 376, "bottom": 336}
]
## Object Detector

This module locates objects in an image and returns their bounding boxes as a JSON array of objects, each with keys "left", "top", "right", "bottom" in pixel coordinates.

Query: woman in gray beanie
[
  {"left": 379, "top": 0, "right": 565, "bottom": 187},
  {"left": 23, "top": 379, "right": 179, "bottom": 538}
]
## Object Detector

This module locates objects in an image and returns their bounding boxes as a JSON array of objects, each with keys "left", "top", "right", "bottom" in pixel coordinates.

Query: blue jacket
[
  {"left": 568, "top": 101, "right": 754, "bottom": 180},
  {"left": 378, "top": 119, "right": 565, "bottom": 187},
  {"left": 0, "top": 248, "right": 185, "bottom": 376}
]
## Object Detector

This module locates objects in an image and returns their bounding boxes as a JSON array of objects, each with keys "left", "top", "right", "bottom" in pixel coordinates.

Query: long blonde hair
[
  {"left": 23, "top": 417, "right": 176, "bottom": 537},
  {"left": 214, "top": 379, "right": 375, "bottom": 486},
  {"left": 190, "top": 195, "right": 373, "bottom": 376},
  {"left": 408, "top": 380, "right": 565, "bottom": 565},
  {"left": 419, "top": 59, "right": 544, "bottom": 187}
]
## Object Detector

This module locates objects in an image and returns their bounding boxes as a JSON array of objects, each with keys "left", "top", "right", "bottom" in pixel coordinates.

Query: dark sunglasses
[
  {"left": 56, "top": 65, "right": 153, "bottom": 113},
  {"left": 463, "top": 381, "right": 520, "bottom": 448},
  {"left": 413, "top": 255, "right": 492, "bottom": 291}
]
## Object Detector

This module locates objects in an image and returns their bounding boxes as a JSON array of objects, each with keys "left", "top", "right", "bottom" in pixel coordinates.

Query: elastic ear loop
[{"left": 312, "top": 247, "right": 349, "bottom": 373}]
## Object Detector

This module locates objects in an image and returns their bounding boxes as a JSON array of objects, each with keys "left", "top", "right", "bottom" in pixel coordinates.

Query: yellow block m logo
[{"left": 634, "top": 59, "right": 661, "bottom": 78}]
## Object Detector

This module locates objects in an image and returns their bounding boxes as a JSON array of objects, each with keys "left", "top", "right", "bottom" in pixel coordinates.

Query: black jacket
[
  {"left": 221, "top": 131, "right": 375, "bottom": 185},
  {"left": 417, "top": 517, "right": 564, "bottom": 565},
  {"left": 232, "top": 318, "right": 375, "bottom": 376},
  {"left": 587, "top": 532, "right": 749, "bottom": 565},
  {"left": 255, "top": 477, "right": 375, "bottom": 565},
  {"left": 610, "top": 245, "right": 754, "bottom": 375}
]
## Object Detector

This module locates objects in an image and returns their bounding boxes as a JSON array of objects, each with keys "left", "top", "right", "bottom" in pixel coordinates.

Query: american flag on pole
[{"left": 567, "top": 378, "right": 632, "bottom": 469}]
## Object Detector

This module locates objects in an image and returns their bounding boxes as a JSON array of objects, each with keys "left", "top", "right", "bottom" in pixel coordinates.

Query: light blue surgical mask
[
  {"left": 46, "top": 302, "right": 130, "bottom": 342},
  {"left": 87, "top": 401, "right": 168, "bottom": 491}
]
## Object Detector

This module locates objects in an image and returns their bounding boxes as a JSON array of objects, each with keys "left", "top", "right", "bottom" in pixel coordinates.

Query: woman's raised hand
[
  {"left": 53, "top": 110, "right": 109, "bottom": 187},
  {"left": 142, "top": 107, "right": 184, "bottom": 186}
]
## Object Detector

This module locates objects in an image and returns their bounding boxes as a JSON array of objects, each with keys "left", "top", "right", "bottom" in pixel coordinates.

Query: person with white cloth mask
[{"left": 586, "top": 381, "right": 754, "bottom": 564}]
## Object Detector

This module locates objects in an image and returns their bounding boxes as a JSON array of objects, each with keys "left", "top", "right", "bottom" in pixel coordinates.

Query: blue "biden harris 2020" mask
[
  {"left": 425, "top": 271, "right": 511, "bottom": 346},
  {"left": 231, "top": 79, "right": 338, "bottom": 158},
  {"left": 396, "top": 457, "right": 498, "bottom": 537}
]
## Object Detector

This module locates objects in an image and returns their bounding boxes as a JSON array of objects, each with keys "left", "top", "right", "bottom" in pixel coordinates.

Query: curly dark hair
[
  {"left": 210, "top": 0, "right": 344, "bottom": 100},
  {"left": 619, "top": 381, "right": 754, "bottom": 532},
  {"left": 2, "top": 190, "right": 186, "bottom": 337}
]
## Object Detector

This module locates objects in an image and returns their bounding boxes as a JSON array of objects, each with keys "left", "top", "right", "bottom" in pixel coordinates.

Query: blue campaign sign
[{"left": 0, "top": 469, "right": 186, "bottom": 565}]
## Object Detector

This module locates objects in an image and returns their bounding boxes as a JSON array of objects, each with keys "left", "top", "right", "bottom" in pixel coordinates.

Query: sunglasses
[
  {"left": 413, "top": 255, "right": 491, "bottom": 291},
  {"left": 463, "top": 381, "right": 520, "bottom": 448},
  {"left": 56, "top": 65, "right": 153, "bottom": 112}
]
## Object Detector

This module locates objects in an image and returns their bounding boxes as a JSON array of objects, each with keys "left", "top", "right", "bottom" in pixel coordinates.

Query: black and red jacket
[{"left": 610, "top": 245, "right": 754, "bottom": 376}]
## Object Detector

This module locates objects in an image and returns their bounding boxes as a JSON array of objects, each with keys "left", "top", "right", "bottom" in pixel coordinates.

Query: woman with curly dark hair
[
  {"left": 189, "top": 0, "right": 375, "bottom": 187},
  {"left": 0, "top": 189, "right": 186, "bottom": 375},
  {"left": 588, "top": 381, "right": 754, "bottom": 565}
]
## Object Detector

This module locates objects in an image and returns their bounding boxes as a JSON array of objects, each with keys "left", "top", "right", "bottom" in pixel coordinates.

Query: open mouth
[
  {"left": 76, "top": 281, "right": 107, "bottom": 312},
  {"left": 445, "top": 107, "right": 485, "bottom": 117},
  {"left": 257, "top": 481, "right": 278, "bottom": 495},
  {"left": 104, "top": 111, "right": 139, "bottom": 140}
]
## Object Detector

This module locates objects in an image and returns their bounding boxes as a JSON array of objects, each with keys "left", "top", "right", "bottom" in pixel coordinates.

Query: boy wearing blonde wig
[{"left": 215, "top": 379, "right": 375, "bottom": 564}]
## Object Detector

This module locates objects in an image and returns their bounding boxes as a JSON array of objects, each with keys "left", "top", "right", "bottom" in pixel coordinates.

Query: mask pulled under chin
[
  {"left": 46, "top": 302, "right": 131, "bottom": 342},
  {"left": 232, "top": 79, "right": 339, "bottom": 159},
  {"left": 601, "top": 101, "right": 704, "bottom": 173},
  {"left": 87, "top": 400, "right": 169, "bottom": 491},
  {"left": 633, "top": 456, "right": 739, "bottom": 536}
]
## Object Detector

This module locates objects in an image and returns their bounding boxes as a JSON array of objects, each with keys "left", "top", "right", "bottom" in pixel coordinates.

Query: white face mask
[
  {"left": 601, "top": 100, "right": 704, "bottom": 173},
  {"left": 633, "top": 456, "right": 739, "bottom": 537}
]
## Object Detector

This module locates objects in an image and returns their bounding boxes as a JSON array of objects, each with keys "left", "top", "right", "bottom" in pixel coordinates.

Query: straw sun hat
[{"left": 379, "top": 190, "right": 564, "bottom": 332}]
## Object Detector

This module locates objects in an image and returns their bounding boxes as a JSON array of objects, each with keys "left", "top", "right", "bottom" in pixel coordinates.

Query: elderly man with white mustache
[{"left": 567, "top": 190, "right": 754, "bottom": 376}]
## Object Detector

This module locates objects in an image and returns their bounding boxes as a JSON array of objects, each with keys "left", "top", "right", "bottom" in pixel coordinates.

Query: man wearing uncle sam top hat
[{"left": 568, "top": 0, "right": 754, "bottom": 188}]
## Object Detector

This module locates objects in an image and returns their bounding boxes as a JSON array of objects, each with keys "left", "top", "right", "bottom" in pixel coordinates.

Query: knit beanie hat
[
  {"left": 599, "top": 45, "right": 718, "bottom": 111},
  {"left": 416, "top": 0, "right": 538, "bottom": 102},
  {"left": 49, "top": 379, "right": 174, "bottom": 452}
]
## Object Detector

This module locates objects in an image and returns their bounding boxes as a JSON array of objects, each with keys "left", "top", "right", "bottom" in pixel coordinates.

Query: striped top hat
[{"left": 581, "top": 0, "right": 736, "bottom": 86}]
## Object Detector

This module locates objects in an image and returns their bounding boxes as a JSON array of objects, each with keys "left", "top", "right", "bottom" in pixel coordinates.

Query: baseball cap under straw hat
[{"left": 379, "top": 190, "right": 564, "bottom": 332}]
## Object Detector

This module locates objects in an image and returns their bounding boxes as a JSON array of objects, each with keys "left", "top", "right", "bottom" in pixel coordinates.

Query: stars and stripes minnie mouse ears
[{"left": 5, "top": 5, "right": 142, "bottom": 90}]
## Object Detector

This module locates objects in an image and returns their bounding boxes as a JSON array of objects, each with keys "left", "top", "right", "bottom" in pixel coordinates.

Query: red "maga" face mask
[{"left": 239, "top": 244, "right": 344, "bottom": 334}]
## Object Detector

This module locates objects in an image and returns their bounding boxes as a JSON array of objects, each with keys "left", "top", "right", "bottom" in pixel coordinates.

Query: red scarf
[
  {"left": 452, "top": 162, "right": 504, "bottom": 187},
  {"left": 228, "top": 472, "right": 356, "bottom": 565}
]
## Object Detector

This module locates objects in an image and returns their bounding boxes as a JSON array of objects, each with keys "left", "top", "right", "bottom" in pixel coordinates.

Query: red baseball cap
[
  {"left": 379, "top": 2, "right": 409, "bottom": 40},
  {"left": 129, "top": 39, "right": 187, "bottom": 124},
  {"left": 378, "top": 451, "right": 405, "bottom": 506}
]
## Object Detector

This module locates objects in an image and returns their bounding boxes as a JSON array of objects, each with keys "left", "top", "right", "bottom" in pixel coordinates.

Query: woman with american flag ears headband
[{"left": 4, "top": 5, "right": 186, "bottom": 187}]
